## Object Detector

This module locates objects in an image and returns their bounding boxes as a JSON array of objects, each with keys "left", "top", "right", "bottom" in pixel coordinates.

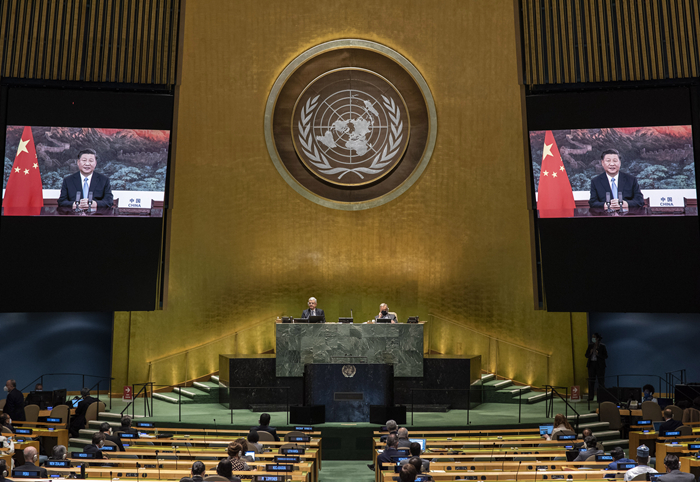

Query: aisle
[{"left": 320, "top": 460, "right": 375, "bottom": 481}]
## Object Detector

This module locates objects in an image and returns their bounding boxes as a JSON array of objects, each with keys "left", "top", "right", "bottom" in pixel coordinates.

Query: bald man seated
[{"left": 14, "top": 446, "right": 48, "bottom": 478}]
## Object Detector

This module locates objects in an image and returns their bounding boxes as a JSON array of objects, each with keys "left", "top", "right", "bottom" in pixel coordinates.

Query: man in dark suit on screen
[
  {"left": 58, "top": 149, "right": 114, "bottom": 209},
  {"left": 589, "top": 149, "right": 644, "bottom": 209},
  {"left": 4, "top": 379, "right": 25, "bottom": 422},
  {"left": 302, "top": 297, "right": 325, "bottom": 322}
]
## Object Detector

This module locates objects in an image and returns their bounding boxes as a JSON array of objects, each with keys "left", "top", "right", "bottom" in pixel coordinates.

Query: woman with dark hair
[
  {"left": 235, "top": 438, "right": 254, "bottom": 463},
  {"left": 642, "top": 384, "right": 657, "bottom": 403},
  {"left": 226, "top": 442, "right": 250, "bottom": 473},
  {"left": 0, "top": 459, "right": 12, "bottom": 482},
  {"left": 246, "top": 430, "right": 263, "bottom": 453},
  {"left": 216, "top": 459, "right": 241, "bottom": 482}
]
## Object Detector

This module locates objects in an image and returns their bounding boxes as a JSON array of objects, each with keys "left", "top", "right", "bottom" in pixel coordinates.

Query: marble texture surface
[{"left": 276, "top": 323, "right": 424, "bottom": 377}]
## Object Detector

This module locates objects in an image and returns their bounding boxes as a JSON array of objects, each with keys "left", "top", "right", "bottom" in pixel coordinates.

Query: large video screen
[
  {"left": 530, "top": 126, "right": 696, "bottom": 218},
  {"left": 2, "top": 125, "right": 170, "bottom": 216}
]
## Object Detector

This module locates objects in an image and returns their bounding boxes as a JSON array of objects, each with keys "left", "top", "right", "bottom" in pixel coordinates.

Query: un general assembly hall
[{"left": 2, "top": 1, "right": 700, "bottom": 481}]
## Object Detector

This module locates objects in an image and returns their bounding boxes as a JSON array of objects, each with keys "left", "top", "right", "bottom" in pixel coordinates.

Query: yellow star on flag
[
  {"left": 543, "top": 171, "right": 549, "bottom": 176},
  {"left": 542, "top": 143, "right": 553, "bottom": 159},
  {"left": 24, "top": 169, "right": 29, "bottom": 175},
  {"left": 14, "top": 167, "right": 20, "bottom": 173},
  {"left": 559, "top": 166, "right": 565, "bottom": 171},
  {"left": 16, "top": 138, "right": 29, "bottom": 156},
  {"left": 33, "top": 163, "right": 38, "bottom": 169},
  {"left": 552, "top": 172, "right": 558, "bottom": 178}
]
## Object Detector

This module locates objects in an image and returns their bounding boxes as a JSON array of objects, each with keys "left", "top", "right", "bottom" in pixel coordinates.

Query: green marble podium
[{"left": 275, "top": 322, "right": 424, "bottom": 377}]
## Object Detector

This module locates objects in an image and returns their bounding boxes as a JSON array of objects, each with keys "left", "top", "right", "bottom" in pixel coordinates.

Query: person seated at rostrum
[
  {"left": 0, "top": 459, "right": 11, "bottom": 482},
  {"left": 642, "top": 384, "right": 657, "bottom": 403},
  {"left": 658, "top": 454, "right": 695, "bottom": 482},
  {"left": 215, "top": 459, "right": 242, "bottom": 482},
  {"left": 380, "top": 419, "right": 399, "bottom": 443},
  {"left": 624, "top": 445, "right": 657, "bottom": 482},
  {"left": 251, "top": 413, "right": 279, "bottom": 441},
  {"left": 226, "top": 441, "right": 250, "bottom": 472},
  {"left": 0, "top": 414, "right": 15, "bottom": 434},
  {"left": 604, "top": 446, "right": 635, "bottom": 477},
  {"left": 234, "top": 438, "right": 254, "bottom": 463},
  {"left": 572, "top": 428, "right": 592, "bottom": 449},
  {"left": 573, "top": 435, "right": 603, "bottom": 461},
  {"left": 246, "top": 430, "right": 263, "bottom": 453},
  {"left": 397, "top": 427, "right": 411, "bottom": 449},
  {"left": 119, "top": 416, "right": 139, "bottom": 435},
  {"left": 399, "top": 463, "right": 417, "bottom": 482},
  {"left": 180, "top": 461, "right": 205, "bottom": 482},
  {"left": 658, "top": 408, "right": 683, "bottom": 434},
  {"left": 99, "top": 422, "right": 124, "bottom": 451},
  {"left": 400, "top": 443, "right": 430, "bottom": 473},
  {"left": 14, "top": 446, "right": 47, "bottom": 478},
  {"left": 83, "top": 432, "right": 108, "bottom": 459},
  {"left": 49, "top": 445, "right": 67, "bottom": 461},
  {"left": 375, "top": 434, "right": 402, "bottom": 471},
  {"left": 543, "top": 413, "right": 575, "bottom": 440}
]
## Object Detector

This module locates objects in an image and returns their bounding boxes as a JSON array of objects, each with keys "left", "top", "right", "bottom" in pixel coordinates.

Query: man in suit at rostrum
[
  {"left": 588, "top": 149, "right": 644, "bottom": 210},
  {"left": 302, "top": 297, "right": 325, "bottom": 323},
  {"left": 58, "top": 149, "right": 114, "bottom": 209},
  {"left": 658, "top": 454, "right": 695, "bottom": 482}
]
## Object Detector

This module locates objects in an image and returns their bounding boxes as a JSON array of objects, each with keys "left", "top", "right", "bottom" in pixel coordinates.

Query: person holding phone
[{"left": 57, "top": 149, "right": 113, "bottom": 209}]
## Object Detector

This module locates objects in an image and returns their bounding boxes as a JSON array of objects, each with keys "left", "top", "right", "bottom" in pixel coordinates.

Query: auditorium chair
[
  {"left": 676, "top": 425, "right": 692, "bottom": 436},
  {"left": 666, "top": 405, "right": 683, "bottom": 422},
  {"left": 0, "top": 399, "right": 5, "bottom": 412},
  {"left": 24, "top": 404, "right": 40, "bottom": 423},
  {"left": 284, "top": 431, "right": 305, "bottom": 442},
  {"left": 630, "top": 473, "right": 650, "bottom": 481},
  {"left": 203, "top": 476, "right": 229, "bottom": 481},
  {"left": 599, "top": 401, "right": 622, "bottom": 431},
  {"left": 257, "top": 431, "right": 275, "bottom": 441},
  {"left": 641, "top": 401, "right": 663, "bottom": 421},
  {"left": 0, "top": 426, "right": 11, "bottom": 435},
  {"left": 85, "top": 401, "right": 106, "bottom": 425},
  {"left": 279, "top": 443, "right": 299, "bottom": 451},
  {"left": 50, "top": 405, "right": 69, "bottom": 428},
  {"left": 682, "top": 407, "right": 700, "bottom": 423}
]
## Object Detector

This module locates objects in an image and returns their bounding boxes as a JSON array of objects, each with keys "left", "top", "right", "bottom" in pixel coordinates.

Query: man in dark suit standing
[
  {"left": 589, "top": 149, "right": 644, "bottom": 209},
  {"left": 302, "top": 297, "right": 325, "bottom": 322},
  {"left": 57, "top": 149, "right": 113, "bottom": 209},
  {"left": 4, "top": 379, "right": 25, "bottom": 422},
  {"left": 585, "top": 333, "right": 608, "bottom": 401},
  {"left": 69, "top": 388, "right": 98, "bottom": 437},
  {"left": 251, "top": 413, "right": 279, "bottom": 441}
]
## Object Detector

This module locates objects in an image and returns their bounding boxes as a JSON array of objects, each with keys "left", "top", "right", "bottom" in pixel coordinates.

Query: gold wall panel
[
  {"left": 521, "top": 0, "right": 700, "bottom": 85},
  {"left": 112, "top": 0, "right": 589, "bottom": 392},
  {"left": 0, "top": 0, "right": 180, "bottom": 84}
]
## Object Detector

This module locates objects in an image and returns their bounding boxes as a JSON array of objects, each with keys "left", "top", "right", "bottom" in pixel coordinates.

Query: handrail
[
  {"left": 147, "top": 317, "right": 273, "bottom": 365},
  {"left": 544, "top": 385, "right": 580, "bottom": 430},
  {"left": 428, "top": 313, "right": 550, "bottom": 358},
  {"left": 20, "top": 373, "right": 114, "bottom": 392}
]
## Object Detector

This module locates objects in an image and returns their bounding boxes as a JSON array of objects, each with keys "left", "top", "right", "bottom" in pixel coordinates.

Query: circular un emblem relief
[
  {"left": 292, "top": 69, "right": 410, "bottom": 186},
  {"left": 265, "top": 39, "right": 437, "bottom": 210},
  {"left": 342, "top": 365, "right": 357, "bottom": 378}
]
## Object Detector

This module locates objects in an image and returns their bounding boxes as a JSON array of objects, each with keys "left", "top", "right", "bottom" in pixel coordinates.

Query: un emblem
[
  {"left": 293, "top": 69, "right": 410, "bottom": 186},
  {"left": 265, "top": 39, "right": 437, "bottom": 210},
  {"left": 342, "top": 365, "right": 357, "bottom": 378}
]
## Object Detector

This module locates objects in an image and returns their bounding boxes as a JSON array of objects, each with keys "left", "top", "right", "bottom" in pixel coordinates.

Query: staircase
[
  {"left": 567, "top": 412, "right": 629, "bottom": 449},
  {"left": 152, "top": 376, "right": 221, "bottom": 405},
  {"left": 472, "top": 373, "right": 552, "bottom": 404}
]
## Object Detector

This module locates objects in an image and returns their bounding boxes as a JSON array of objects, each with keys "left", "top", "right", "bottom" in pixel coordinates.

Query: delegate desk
[
  {"left": 49, "top": 466, "right": 310, "bottom": 481},
  {"left": 380, "top": 469, "right": 629, "bottom": 482},
  {"left": 275, "top": 322, "right": 425, "bottom": 377}
]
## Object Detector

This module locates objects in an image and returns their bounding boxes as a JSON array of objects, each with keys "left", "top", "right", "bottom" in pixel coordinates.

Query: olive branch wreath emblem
[{"left": 297, "top": 94, "right": 404, "bottom": 180}]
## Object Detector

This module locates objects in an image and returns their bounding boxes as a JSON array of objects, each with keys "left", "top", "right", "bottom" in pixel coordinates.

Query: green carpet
[{"left": 319, "top": 460, "right": 374, "bottom": 482}]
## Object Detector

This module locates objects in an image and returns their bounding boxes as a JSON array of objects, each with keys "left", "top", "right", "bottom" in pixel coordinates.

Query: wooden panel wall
[
  {"left": 0, "top": 0, "right": 181, "bottom": 84},
  {"left": 521, "top": 0, "right": 700, "bottom": 85}
]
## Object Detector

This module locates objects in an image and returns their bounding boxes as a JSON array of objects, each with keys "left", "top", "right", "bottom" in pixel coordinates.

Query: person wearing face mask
[
  {"left": 585, "top": 333, "right": 608, "bottom": 401},
  {"left": 374, "top": 303, "right": 397, "bottom": 323},
  {"left": 0, "top": 414, "right": 16, "bottom": 434},
  {"left": 84, "top": 432, "right": 108, "bottom": 460},
  {"left": 642, "top": 384, "right": 658, "bottom": 403},
  {"left": 3, "top": 380, "right": 25, "bottom": 423}
]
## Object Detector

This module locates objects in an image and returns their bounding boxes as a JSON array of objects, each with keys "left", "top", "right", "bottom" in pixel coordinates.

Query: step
[
  {"left": 192, "top": 381, "right": 211, "bottom": 393},
  {"left": 89, "top": 420, "right": 120, "bottom": 430},
  {"left": 99, "top": 412, "right": 143, "bottom": 420},
  {"left": 522, "top": 391, "right": 552, "bottom": 404},
  {"left": 210, "top": 375, "right": 220, "bottom": 384},
  {"left": 591, "top": 429, "right": 620, "bottom": 440},
  {"left": 68, "top": 437, "right": 92, "bottom": 447},
  {"left": 172, "top": 387, "right": 200, "bottom": 399},
  {"left": 568, "top": 412, "right": 599, "bottom": 423},
  {"left": 79, "top": 429, "right": 99, "bottom": 437},
  {"left": 601, "top": 438, "right": 629, "bottom": 449},
  {"left": 577, "top": 421, "right": 609, "bottom": 432},
  {"left": 152, "top": 392, "right": 180, "bottom": 404},
  {"left": 482, "top": 379, "right": 513, "bottom": 389},
  {"left": 472, "top": 373, "right": 496, "bottom": 386}
]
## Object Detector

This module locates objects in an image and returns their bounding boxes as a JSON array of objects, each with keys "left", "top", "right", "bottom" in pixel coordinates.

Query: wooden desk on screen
[{"left": 680, "top": 456, "right": 700, "bottom": 479}]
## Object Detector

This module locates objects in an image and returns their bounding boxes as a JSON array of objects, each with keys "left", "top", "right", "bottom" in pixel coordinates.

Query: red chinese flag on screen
[
  {"left": 3, "top": 126, "right": 43, "bottom": 216},
  {"left": 536, "top": 130, "right": 575, "bottom": 218}
]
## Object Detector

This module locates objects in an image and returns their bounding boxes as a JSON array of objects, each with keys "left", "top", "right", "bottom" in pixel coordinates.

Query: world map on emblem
[{"left": 292, "top": 69, "right": 411, "bottom": 186}]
